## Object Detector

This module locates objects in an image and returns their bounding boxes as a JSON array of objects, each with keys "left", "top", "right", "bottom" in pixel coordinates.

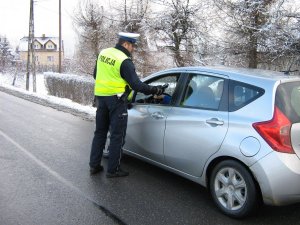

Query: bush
[{"left": 44, "top": 72, "right": 94, "bottom": 105}]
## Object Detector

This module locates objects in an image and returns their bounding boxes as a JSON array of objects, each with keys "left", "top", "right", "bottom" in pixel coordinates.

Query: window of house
[
  {"left": 47, "top": 56, "right": 54, "bottom": 62},
  {"left": 34, "top": 56, "right": 39, "bottom": 62}
]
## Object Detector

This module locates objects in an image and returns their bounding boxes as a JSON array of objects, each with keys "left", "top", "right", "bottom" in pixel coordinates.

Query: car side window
[
  {"left": 229, "top": 80, "right": 264, "bottom": 112},
  {"left": 180, "top": 74, "right": 224, "bottom": 110},
  {"left": 134, "top": 74, "right": 179, "bottom": 105}
]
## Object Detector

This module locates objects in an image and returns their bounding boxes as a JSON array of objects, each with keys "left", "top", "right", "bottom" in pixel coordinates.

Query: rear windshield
[{"left": 276, "top": 81, "right": 300, "bottom": 123}]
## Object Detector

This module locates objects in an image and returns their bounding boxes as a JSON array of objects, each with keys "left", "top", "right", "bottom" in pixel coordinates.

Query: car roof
[{"left": 151, "top": 66, "right": 300, "bottom": 82}]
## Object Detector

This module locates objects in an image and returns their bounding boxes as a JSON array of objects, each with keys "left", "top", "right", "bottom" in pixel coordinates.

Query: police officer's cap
[{"left": 118, "top": 32, "right": 140, "bottom": 44}]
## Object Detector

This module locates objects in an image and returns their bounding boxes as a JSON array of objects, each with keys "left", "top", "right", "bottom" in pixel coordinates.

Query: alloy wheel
[{"left": 214, "top": 167, "right": 247, "bottom": 211}]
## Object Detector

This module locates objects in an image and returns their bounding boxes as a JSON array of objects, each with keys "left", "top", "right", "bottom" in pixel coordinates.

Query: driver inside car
[{"left": 153, "top": 94, "right": 172, "bottom": 104}]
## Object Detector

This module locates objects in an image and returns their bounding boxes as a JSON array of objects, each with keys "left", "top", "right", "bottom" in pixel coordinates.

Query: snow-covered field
[
  {"left": 0, "top": 72, "right": 47, "bottom": 94},
  {"left": 0, "top": 73, "right": 96, "bottom": 121}
]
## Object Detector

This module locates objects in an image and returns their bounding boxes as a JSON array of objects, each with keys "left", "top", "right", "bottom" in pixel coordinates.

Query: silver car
[{"left": 107, "top": 66, "right": 300, "bottom": 218}]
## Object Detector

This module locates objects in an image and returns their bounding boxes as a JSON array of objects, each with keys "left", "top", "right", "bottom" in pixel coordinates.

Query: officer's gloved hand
[
  {"left": 153, "top": 84, "right": 169, "bottom": 95},
  {"left": 155, "top": 85, "right": 164, "bottom": 95}
]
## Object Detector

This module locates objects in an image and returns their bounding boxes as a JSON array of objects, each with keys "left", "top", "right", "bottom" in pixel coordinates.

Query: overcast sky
[{"left": 0, "top": 0, "right": 81, "bottom": 57}]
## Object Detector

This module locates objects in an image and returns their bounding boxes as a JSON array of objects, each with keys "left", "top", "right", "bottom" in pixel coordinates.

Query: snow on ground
[{"left": 0, "top": 72, "right": 96, "bottom": 121}]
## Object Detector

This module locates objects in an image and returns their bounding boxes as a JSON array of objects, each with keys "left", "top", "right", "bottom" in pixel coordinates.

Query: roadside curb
[{"left": 0, "top": 85, "right": 95, "bottom": 121}]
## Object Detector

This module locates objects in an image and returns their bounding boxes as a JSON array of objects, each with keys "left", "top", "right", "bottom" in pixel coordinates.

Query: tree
[
  {"left": 213, "top": 0, "right": 300, "bottom": 69},
  {"left": 113, "top": 0, "right": 159, "bottom": 76},
  {"left": 212, "top": 0, "right": 273, "bottom": 68},
  {"left": 72, "top": 0, "right": 115, "bottom": 75},
  {"left": 149, "top": 0, "right": 207, "bottom": 67},
  {"left": 262, "top": 5, "right": 300, "bottom": 73},
  {"left": 0, "top": 36, "right": 13, "bottom": 72}
]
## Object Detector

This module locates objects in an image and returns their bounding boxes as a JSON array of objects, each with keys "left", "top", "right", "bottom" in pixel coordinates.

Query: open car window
[{"left": 134, "top": 74, "right": 180, "bottom": 105}]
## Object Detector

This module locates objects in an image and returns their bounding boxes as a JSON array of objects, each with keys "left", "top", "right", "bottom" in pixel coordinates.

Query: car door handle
[
  {"left": 151, "top": 112, "right": 165, "bottom": 119},
  {"left": 206, "top": 118, "right": 224, "bottom": 126}
]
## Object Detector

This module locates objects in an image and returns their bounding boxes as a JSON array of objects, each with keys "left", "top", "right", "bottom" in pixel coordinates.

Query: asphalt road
[{"left": 1, "top": 91, "right": 300, "bottom": 225}]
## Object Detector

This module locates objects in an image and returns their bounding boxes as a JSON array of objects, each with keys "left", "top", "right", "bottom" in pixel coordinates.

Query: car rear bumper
[{"left": 250, "top": 151, "right": 300, "bottom": 206}]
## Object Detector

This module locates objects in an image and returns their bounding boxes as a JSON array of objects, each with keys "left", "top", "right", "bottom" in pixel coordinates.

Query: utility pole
[
  {"left": 26, "top": 0, "right": 36, "bottom": 92},
  {"left": 26, "top": 0, "right": 33, "bottom": 91},
  {"left": 32, "top": 0, "right": 36, "bottom": 92},
  {"left": 58, "top": 0, "right": 62, "bottom": 73}
]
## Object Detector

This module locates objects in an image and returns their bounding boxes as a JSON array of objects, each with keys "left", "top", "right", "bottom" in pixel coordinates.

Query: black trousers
[{"left": 89, "top": 95, "right": 128, "bottom": 173}]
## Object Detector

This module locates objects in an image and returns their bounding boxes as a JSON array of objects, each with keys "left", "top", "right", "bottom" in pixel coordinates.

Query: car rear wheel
[{"left": 209, "top": 160, "right": 258, "bottom": 218}]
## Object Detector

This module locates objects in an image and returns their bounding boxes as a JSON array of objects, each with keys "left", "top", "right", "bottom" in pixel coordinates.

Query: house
[{"left": 18, "top": 34, "right": 64, "bottom": 71}]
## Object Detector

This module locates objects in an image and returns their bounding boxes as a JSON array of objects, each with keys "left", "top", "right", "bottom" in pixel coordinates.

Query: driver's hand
[{"left": 153, "top": 94, "right": 164, "bottom": 99}]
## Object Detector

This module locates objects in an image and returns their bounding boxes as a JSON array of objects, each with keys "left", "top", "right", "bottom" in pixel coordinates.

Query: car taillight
[{"left": 253, "top": 107, "right": 295, "bottom": 154}]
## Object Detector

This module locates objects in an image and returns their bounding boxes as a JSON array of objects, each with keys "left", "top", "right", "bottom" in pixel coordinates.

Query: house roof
[{"left": 19, "top": 36, "right": 63, "bottom": 51}]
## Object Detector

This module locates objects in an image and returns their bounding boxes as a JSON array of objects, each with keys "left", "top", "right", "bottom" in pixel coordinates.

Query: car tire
[{"left": 209, "top": 160, "right": 258, "bottom": 218}]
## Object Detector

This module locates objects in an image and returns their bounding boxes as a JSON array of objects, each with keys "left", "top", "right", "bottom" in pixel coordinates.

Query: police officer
[{"left": 89, "top": 32, "right": 165, "bottom": 178}]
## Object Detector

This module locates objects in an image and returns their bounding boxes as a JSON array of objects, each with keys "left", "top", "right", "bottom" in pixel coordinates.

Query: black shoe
[
  {"left": 106, "top": 168, "right": 129, "bottom": 178},
  {"left": 90, "top": 165, "right": 104, "bottom": 175}
]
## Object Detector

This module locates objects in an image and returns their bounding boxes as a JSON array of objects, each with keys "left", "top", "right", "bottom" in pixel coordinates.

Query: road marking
[{"left": 0, "top": 129, "right": 127, "bottom": 225}]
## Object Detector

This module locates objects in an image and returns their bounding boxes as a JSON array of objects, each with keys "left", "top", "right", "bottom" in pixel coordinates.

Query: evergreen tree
[{"left": 0, "top": 36, "right": 13, "bottom": 72}]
